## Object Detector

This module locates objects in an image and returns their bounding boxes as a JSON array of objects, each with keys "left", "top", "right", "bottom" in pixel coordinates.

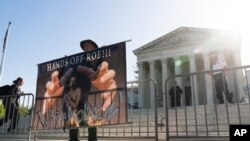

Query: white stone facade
[{"left": 133, "top": 27, "right": 244, "bottom": 108}]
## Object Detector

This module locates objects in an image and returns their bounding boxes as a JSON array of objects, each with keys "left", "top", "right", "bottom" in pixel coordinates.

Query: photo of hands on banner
[{"left": 32, "top": 43, "right": 127, "bottom": 130}]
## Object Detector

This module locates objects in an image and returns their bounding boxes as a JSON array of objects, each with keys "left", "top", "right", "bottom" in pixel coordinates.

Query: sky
[{"left": 1, "top": 0, "right": 250, "bottom": 95}]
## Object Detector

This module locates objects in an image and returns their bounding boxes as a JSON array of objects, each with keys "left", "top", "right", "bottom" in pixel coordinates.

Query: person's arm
[
  {"left": 9, "top": 84, "right": 17, "bottom": 94},
  {"left": 217, "top": 55, "right": 227, "bottom": 74},
  {"left": 67, "top": 96, "right": 73, "bottom": 107},
  {"left": 67, "top": 88, "right": 81, "bottom": 109},
  {"left": 207, "top": 70, "right": 213, "bottom": 76},
  {"left": 77, "top": 61, "right": 117, "bottom": 112},
  {"left": 169, "top": 87, "right": 173, "bottom": 96}
]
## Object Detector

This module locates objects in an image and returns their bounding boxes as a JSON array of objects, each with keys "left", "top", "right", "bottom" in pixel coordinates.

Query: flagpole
[{"left": 0, "top": 22, "right": 11, "bottom": 82}]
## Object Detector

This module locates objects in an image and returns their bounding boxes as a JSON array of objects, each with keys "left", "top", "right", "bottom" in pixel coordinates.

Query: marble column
[
  {"left": 149, "top": 60, "right": 156, "bottom": 108},
  {"left": 203, "top": 52, "right": 214, "bottom": 105},
  {"left": 161, "top": 58, "right": 169, "bottom": 108},
  {"left": 174, "top": 56, "right": 183, "bottom": 86},
  {"left": 188, "top": 54, "right": 199, "bottom": 105},
  {"left": 137, "top": 62, "right": 145, "bottom": 108},
  {"left": 232, "top": 49, "right": 245, "bottom": 102},
  {"left": 174, "top": 56, "right": 183, "bottom": 106}
]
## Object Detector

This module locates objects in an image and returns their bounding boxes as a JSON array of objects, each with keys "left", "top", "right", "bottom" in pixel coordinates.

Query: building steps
[{"left": 0, "top": 103, "right": 249, "bottom": 140}]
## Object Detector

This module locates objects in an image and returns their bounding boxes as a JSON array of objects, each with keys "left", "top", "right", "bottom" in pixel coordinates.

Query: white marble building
[{"left": 133, "top": 27, "right": 245, "bottom": 108}]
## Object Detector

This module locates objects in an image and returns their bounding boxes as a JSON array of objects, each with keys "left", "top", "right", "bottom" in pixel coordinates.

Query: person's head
[
  {"left": 13, "top": 77, "right": 24, "bottom": 86},
  {"left": 69, "top": 77, "right": 78, "bottom": 90},
  {"left": 211, "top": 53, "right": 218, "bottom": 64},
  {"left": 80, "top": 39, "right": 98, "bottom": 52}
]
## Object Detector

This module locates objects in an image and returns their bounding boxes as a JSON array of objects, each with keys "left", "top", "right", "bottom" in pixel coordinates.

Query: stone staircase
[
  {"left": 89, "top": 103, "right": 250, "bottom": 140},
  {"left": 88, "top": 103, "right": 250, "bottom": 140},
  {"left": 0, "top": 103, "right": 249, "bottom": 140}
]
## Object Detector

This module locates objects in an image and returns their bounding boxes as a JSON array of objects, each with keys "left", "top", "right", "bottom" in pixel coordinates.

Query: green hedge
[{"left": 0, "top": 103, "right": 29, "bottom": 118}]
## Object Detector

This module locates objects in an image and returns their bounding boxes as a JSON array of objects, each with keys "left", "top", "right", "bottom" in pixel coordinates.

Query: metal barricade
[
  {"left": 93, "top": 79, "right": 158, "bottom": 140},
  {"left": 34, "top": 79, "right": 159, "bottom": 141},
  {"left": 0, "top": 93, "right": 34, "bottom": 140},
  {"left": 165, "top": 65, "right": 250, "bottom": 141}
]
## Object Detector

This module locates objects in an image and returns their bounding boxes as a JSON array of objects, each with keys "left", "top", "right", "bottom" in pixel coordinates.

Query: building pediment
[{"left": 133, "top": 27, "right": 223, "bottom": 54}]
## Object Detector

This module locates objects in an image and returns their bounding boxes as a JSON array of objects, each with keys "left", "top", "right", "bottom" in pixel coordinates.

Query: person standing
[
  {"left": 0, "top": 77, "right": 24, "bottom": 133},
  {"left": 42, "top": 39, "right": 117, "bottom": 141},
  {"left": 76, "top": 39, "right": 100, "bottom": 141},
  {"left": 67, "top": 39, "right": 101, "bottom": 141},
  {"left": 169, "top": 81, "right": 183, "bottom": 107},
  {"left": 211, "top": 53, "right": 235, "bottom": 104}
]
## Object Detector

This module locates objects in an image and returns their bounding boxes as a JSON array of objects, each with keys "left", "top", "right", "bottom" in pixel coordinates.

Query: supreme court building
[{"left": 133, "top": 27, "right": 245, "bottom": 108}]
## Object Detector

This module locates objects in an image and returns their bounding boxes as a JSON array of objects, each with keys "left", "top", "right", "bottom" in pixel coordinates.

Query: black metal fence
[
  {"left": 0, "top": 93, "right": 34, "bottom": 140},
  {"left": 165, "top": 65, "right": 250, "bottom": 140},
  {"left": 3, "top": 67, "right": 249, "bottom": 141},
  {"left": 30, "top": 79, "right": 159, "bottom": 141}
]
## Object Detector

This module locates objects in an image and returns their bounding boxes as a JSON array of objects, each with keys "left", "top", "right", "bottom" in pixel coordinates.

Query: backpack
[{"left": 0, "top": 85, "right": 11, "bottom": 97}]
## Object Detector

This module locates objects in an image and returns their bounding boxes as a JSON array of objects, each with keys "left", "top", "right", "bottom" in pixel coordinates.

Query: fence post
[{"left": 151, "top": 79, "right": 158, "bottom": 141}]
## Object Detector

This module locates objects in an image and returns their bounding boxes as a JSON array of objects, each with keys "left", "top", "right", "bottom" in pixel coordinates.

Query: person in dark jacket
[
  {"left": 66, "top": 40, "right": 102, "bottom": 141},
  {"left": 42, "top": 39, "right": 117, "bottom": 141},
  {"left": 0, "top": 77, "right": 24, "bottom": 133},
  {"left": 169, "top": 81, "right": 183, "bottom": 107}
]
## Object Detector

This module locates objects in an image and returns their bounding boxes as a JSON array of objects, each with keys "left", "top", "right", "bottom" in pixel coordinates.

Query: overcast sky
[{"left": 1, "top": 0, "right": 250, "bottom": 95}]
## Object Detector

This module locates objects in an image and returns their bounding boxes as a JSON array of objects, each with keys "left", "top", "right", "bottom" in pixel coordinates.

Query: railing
[
  {"left": 0, "top": 93, "right": 34, "bottom": 140},
  {"left": 31, "top": 79, "right": 159, "bottom": 141},
  {"left": 165, "top": 65, "right": 250, "bottom": 141},
  {"left": 0, "top": 65, "right": 249, "bottom": 141}
]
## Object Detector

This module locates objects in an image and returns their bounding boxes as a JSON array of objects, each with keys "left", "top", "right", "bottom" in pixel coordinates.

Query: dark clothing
[
  {"left": 214, "top": 73, "right": 234, "bottom": 104},
  {"left": 88, "top": 127, "right": 97, "bottom": 141},
  {"left": 69, "top": 129, "right": 79, "bottom": 141},
  {"left": 66, "top": 54, "right": 102, "bottom": 141},
  {"left": 169, "top": 85, "right": 183, "bottom": 107},
  {"left": 0, "top": 84, "right": 20, "bottom": 132},
  {"left": 184, "top": 86, "right": 191, "bottom": 106},
  {"left": 4, "top": 99, "right": 19, "bottom": 132},
  {"left": 0, "top": 84, "right": 19, "bottom": 96},
  {"left": 0, "top": 85, "right": 11, "bottom": 97}
]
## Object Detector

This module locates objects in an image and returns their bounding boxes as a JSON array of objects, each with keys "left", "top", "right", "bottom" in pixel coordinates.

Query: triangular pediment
[{"left": 133, "top": 27, "right": 223, "bottom": 54}]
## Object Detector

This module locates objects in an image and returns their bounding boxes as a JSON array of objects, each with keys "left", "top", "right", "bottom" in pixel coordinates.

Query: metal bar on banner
[
  {"left": 119, "top": 39, "right": 132, "bottom": 44},
  {"left": 105, "top": 39, "right": 132, "bottom": 47}
]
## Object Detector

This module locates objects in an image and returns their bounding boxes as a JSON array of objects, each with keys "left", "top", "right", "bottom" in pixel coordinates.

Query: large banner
[{"left": 32, "top": 42, "right": 127, "bottom": 130}]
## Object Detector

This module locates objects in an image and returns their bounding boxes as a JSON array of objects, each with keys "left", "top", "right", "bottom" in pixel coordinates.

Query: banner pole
[
  {"left": 0, "top": 22, "right": 11, "bottom": 83},
  {"left": 124, "top": 39, "right": 132, "bottom": 43},
  {"left": 104, "top": 39, "right": 132, "bottom": 47}
]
